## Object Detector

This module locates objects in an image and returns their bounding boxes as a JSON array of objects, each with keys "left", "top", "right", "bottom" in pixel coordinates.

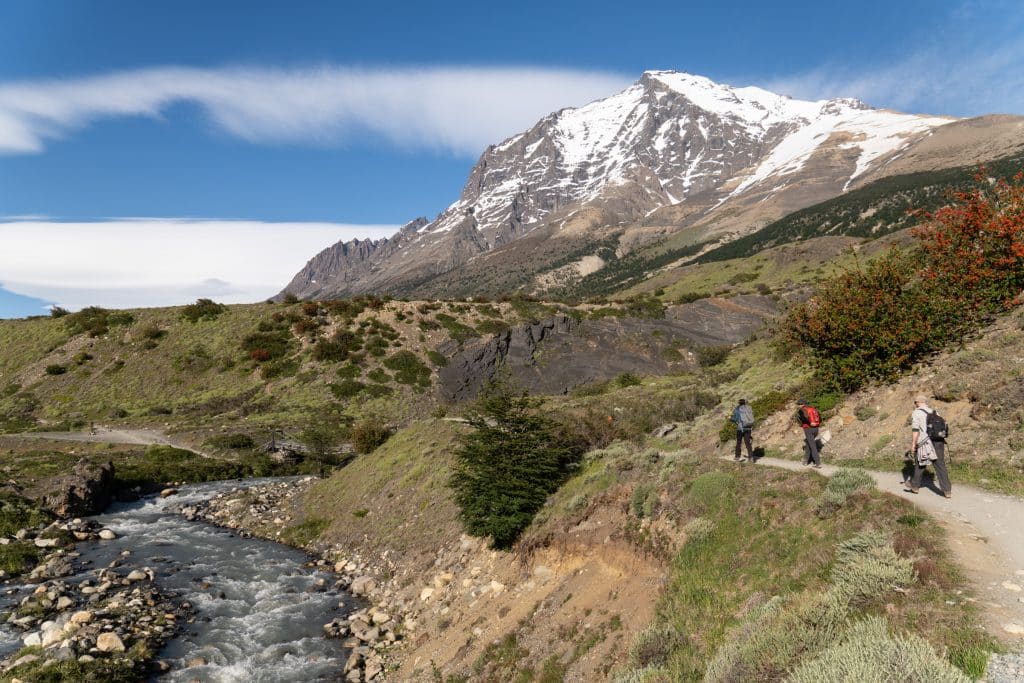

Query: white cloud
[
  {"left": 0, "top": 65, "right": 631, "bottom": 156},
  {"left": 0, "top": 219, "right": 397, "bottom": 310}
]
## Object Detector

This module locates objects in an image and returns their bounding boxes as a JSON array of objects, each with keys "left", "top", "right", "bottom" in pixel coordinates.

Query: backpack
[
  {"left": 925, "top": 409, "right": 949, "bottom": 442},
  {"left": 737, "top": 404, "right": 755, "bottom": 429},
  {"left": 804, "top": 406, "right": 821, "bottom": 428}
]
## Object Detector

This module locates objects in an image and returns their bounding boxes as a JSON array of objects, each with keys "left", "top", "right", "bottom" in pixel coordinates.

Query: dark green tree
[{"left": 449, "top": 382, "right": 577, "bottom": 549}]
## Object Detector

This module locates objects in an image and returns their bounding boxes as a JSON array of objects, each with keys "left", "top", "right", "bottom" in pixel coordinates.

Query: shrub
[
  {"left": 282, "top": 292, "right": 299, "bottom": 304},
  {"left": 817, "top": 468, "right": 874, "bottom": 516},
  {"left": 301, "top": 302, "right": 319, "bottom": 317},
  {"left": 450, "top": 382, "right": 580, "bottom": 549},
  {"left": 241, "top": 329, "right": 291, "bottom": 361},
  {"left": 71, "top": 352, "right": 93, "bottom": 365},
  {"left": 330, "top": 380, "right": 365, "bottom": 399},
  {"left": 65, "top": 306, "right": 134, "bottom": 337},
  {"left": 181, "top": 298, "right": 227, "bottom": 323},
  {"left": 49, "top": 306, "right": 69, "bottom": 318},
  {"left": 788, "top": 617, "right": 970, "bottom": 683},
  {"left": 695, "top": 345, "right": 730, "bottom": 367},
  {"left": 434, "top": 313, "right": 479, "bottom": 343},
  {"left": 784, "top": 171, "right": 1024, "bottom": 392},
  {"left": 351, "top": 418, "right": 390, "bottom": 454},
  {"left": 139, "top": 324, "right": 165, "bottom": 340},
  {"left": 44, "top": 364, "right": 67, "bottom": 376},
  {"left": 208, "top": 433, "right": 255, "bottom": 450},
  {"left": 426, "top": 349, "right": 448, "bottom": 367},
  {"left": 174, "top": 344, "right": 215, "bottom": 373},
  {"left": 683, "top": 517, "right": 715, "bottom": 544},
  {"left": 367, "top": 367, "right": 390, "bottom": 384},
  {"left": 382, "top": 350, "right": 431, "bottom": 387}
]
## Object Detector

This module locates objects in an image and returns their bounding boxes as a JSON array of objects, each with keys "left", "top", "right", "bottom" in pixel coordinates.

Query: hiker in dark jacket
[
  {"left": 731, "top": 399, "right": 755, "bottom": 462},
  {"left": 795, "top": 399, "right": 821, "bottom": 468}
]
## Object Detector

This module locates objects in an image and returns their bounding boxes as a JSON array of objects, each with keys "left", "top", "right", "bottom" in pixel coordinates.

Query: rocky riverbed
[
  {"left": 176, "top": 479, "right": 408, "bottom": 682},
  {"left": 1, "top": 518, "right": 190, "bottom": 680}
]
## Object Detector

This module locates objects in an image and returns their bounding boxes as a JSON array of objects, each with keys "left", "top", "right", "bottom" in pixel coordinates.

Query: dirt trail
[
  {"left": 6, "top": 427, "right": 209, "bottom": 457},
  {"left": 735, "top": 456, "right": 1024, "bottom": 641}
]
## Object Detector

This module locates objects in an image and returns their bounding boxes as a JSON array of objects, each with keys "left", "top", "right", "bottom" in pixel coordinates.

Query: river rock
[
  {"left": 350, "top": 576, "right": 377, "bottom": 596},
  {"left": 33, "top": 537, "right": 59, "bottom": 548},
  {"left": 41, "top": 626, "right": 64, "bottom": 647},
  {"left": 127, "top": 569, "right": 149, "bottom": 582},
  {"left": 98, "top": 529, "right": 117, "bottom": 540},
  {"left": 96, "top": 632, "right": 126, "bottom": 652},
  {"left": 22, "top": 632, "right": 41, "bottom": 646},
  {"left": 160, "top": 488, "right": 179, "bottom": 498},
  {"left": 69, "top": 610, "right": 93, "bottom": 624}
]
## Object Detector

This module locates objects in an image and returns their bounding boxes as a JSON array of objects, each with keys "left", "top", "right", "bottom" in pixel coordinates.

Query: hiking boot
[
  {"left": 812, "top": 464, "right": 822, "bottom": 469},
  {"left": 903, "top": 487, "right": 919, "bottom": 494},
  {"left": 943, "top": 491, "right": 952, "bottom": 498}
]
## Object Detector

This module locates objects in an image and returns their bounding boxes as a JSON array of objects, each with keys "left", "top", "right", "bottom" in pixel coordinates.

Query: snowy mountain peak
[{"left": 281, "top": 71, "right": 957, "bottom": 300}]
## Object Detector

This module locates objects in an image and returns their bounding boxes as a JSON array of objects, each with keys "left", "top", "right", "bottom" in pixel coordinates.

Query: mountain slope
[{"left": 281, "top": 70, "right": 959, "bottom": 300}]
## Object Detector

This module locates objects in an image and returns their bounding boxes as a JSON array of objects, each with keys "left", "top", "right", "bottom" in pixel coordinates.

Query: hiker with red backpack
[
  {"left": 795, "top": 399, "right": 822, "bottom": 468},
  {"left": 904, "top": 394, "right": 952, "bottom": 498}
]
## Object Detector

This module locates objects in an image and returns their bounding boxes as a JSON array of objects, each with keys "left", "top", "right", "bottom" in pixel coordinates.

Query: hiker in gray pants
[
  {"left": 795, "top": 399, "right": 821, "bottom": 468},
  {"left": 905, "top": 394, "right": 952, "bottom": 498}
]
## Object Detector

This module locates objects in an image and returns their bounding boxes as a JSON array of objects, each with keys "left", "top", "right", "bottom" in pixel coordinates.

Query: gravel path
[{"left": 5, "top": 427, "right": 210, "bottom": 456}]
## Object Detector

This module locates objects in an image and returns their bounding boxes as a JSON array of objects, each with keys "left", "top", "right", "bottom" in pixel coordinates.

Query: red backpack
[{"left": 804, "top": 406, "right": 821, "bottom": 428}]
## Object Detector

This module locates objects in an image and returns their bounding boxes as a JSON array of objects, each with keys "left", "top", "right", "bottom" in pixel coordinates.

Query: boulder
[
  {"left": 38, "top": 459, "right": 115, "bottom": 518},
  {"left": 98, "top": 529, "right": 117, "bottom": 540}
]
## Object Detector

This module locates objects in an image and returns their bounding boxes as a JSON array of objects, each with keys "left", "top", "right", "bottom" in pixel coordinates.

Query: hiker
[
  {"left": 795, "top": 399, "right": 822, "bottom": 468},
  {"left": 731, "top": 399, "right": 755, "bottom": 462},
  {"left": 904, "top": 394, "right": 952, "bottom": 498}
]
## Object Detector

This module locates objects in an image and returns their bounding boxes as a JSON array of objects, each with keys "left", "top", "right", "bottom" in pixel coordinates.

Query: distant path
[
  {"left": 729, "top": 456, "right": 1024, "bottom": 642},
  {"left": 6, "top": 427, "right": 210, "bottom": 457}
]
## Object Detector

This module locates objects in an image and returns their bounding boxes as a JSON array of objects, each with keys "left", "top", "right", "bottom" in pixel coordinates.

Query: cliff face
[{"left": 437, "top": 295, "right": 778, "bottom": 402}]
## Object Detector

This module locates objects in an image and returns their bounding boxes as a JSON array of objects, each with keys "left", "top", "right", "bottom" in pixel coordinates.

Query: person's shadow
[
  {"left": 900, "top": 460, "right": 944, "bottom": 495},
  {"left": 751, "top": 446, "right": 766, "bottom": 463}
]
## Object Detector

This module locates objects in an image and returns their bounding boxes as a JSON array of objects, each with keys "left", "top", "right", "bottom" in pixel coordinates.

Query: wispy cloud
[
  {"left": 0, "top": 65, "right": 631, "bottom": 156},
  {"left": 760, "top": 11, "right": 1024, "bottom": 117},
  {"left": 0, "top": 219, "right": 397, "bottom": 311}
]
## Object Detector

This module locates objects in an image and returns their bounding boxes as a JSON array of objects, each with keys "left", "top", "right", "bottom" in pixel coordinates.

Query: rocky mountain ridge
[{"left": 281, "top": 70, "right": 989, "bottom": 300}]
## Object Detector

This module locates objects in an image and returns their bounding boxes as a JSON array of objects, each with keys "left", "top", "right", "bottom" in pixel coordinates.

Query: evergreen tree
[{"left": 449, "top": 382, "right": 576, "bottom": 549}]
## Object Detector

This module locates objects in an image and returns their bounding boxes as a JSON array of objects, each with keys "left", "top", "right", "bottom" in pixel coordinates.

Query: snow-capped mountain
[{"left": 281, "top": 70, "right": 959, "bottom": 300}]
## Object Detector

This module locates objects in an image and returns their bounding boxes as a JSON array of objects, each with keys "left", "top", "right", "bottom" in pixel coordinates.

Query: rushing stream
[{"left": 0, "top": 479, "right": 355, "bottom": 682}]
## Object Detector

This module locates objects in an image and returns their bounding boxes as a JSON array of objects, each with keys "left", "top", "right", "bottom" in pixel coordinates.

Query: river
[{"left": 0, "top": 479, "right": 354, "bottom": 682}]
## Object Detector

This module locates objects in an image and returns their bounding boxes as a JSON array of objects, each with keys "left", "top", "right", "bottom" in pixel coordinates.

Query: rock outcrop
[
  {"left": 437, "top": 295, "right": 777, "bottom": 402},
  {"left": 39, "top": 458, "right": 115, "bottom": 518}
]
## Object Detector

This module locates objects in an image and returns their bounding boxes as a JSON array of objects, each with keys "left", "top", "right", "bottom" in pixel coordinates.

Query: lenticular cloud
[{"left": 0, "top": 66, "right": 630, "bottom": 155}]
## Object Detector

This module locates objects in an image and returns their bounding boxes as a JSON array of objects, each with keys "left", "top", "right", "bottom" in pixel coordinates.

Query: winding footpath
[
  {"left": 5, "top": 427, "right": 210, "bottom": 457},
  {"left": 731, "top": 456, "right": 1024, "bottom": 680}
]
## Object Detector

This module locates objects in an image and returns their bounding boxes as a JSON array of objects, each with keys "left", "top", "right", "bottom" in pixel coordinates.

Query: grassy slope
[{"left": 0, "top": 299, "right": 575, "bottom": 436}]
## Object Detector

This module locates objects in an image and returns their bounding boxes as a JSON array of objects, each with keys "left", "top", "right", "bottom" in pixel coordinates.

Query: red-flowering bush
[
  {"left": 783, "top": 171, "right": 1024, "bottom": 392},
  {"left": 249, "top": 348, "right": 272, "bottom": 362}
]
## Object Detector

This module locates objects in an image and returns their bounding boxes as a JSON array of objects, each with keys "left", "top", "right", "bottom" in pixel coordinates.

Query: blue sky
[{"left": 1, "top": 0, "right": 1023, "bottom": 316}]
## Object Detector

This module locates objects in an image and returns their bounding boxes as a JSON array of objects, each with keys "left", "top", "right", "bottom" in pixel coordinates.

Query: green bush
[
  {"left": 44, "top": 364, "right": 67, "bottom": 376},
  {"left": 426, "top": 349, "right": 448, "bottom": 367},
  {"left": 329, "top": 380, "right": 365, "bottom": 399},
  {"left": 64, "top": 306, "right": 135, "bottom": 337},
  {"left": 434, "top": 313, "right": 479, "bottom": 343},
  {"left": 207, "top": 433, "right": 255, "bottom": 450},
  {"left": 696, "top": 345, "right": 730, "bottom": 367},
  {"left": 181, "top": 298, "right": 227, "bottom": 323},
  {"left": 382, "top": 350, "right": 431, "bottom": 387},
  {"left": 449, "top": 382, "right": 580, "bottom": 549},
  {"left": 241, "top": 329, "right": 292, "bottom": 361}
]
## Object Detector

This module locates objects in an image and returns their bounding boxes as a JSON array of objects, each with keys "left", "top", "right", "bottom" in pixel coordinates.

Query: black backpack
[{"left": 926, "top": 410, "right": 949, "bottom": 442}]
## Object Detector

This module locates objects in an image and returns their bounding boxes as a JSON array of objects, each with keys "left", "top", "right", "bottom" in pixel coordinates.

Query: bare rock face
[
  {"left": 39, "top": 458, "right": 115, "bottom": 518},
  {"left": 437, "top": 296, "right": 777, "bottom": 402},
  {"left": 280, "top": 70, "right": 966, "bottom": 300}
]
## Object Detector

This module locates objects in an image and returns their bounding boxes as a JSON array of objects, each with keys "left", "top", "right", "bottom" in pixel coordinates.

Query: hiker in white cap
[{"left": 904, "top": 394, "right": 952, "bottom": 498}]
